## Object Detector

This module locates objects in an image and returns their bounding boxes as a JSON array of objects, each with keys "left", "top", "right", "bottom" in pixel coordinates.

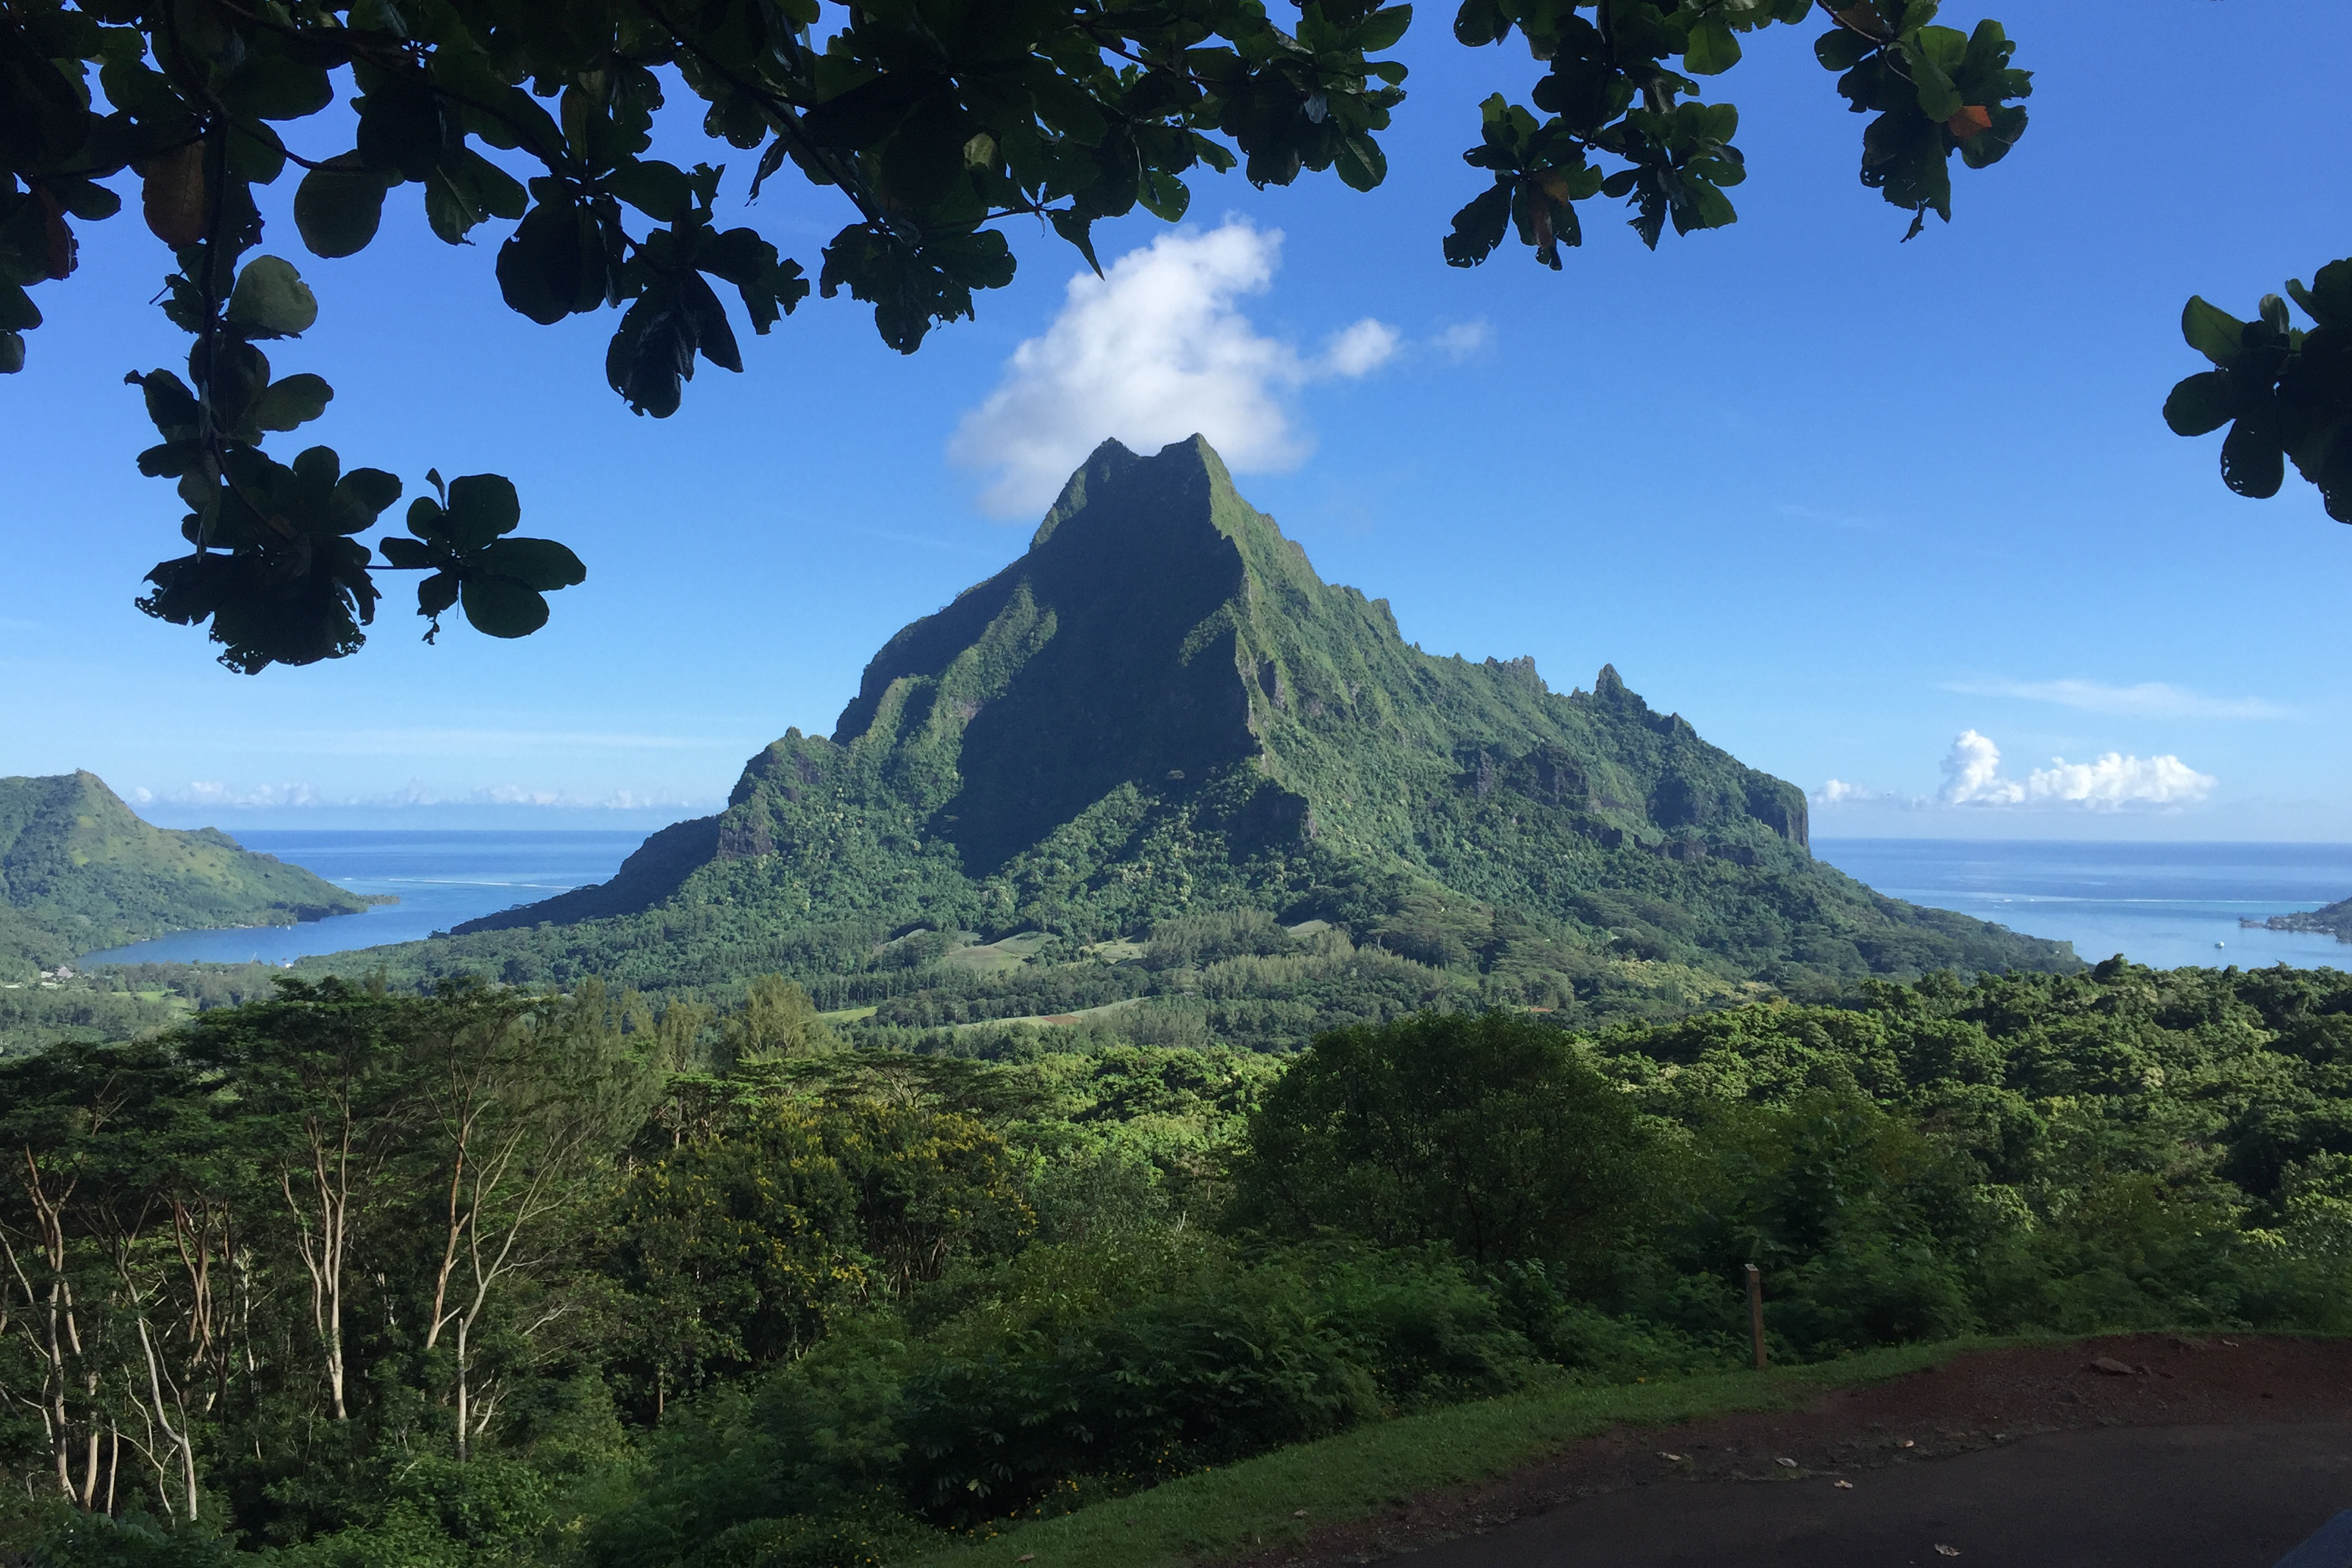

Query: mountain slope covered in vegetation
[
  {"left": 315, "top": 438, "right": 2074, "bottom": 1027},
  {"left": 0, "top": 772, "right": 373, "bottom": 977}
]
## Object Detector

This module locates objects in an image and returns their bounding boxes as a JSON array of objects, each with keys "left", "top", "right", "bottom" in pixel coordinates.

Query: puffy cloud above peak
[
  {"left": 1940, "top": 730, "right": 2020, "bottom": 805},
  {"left": 951, "top": 219, "right": 1400, "bottom": 517},
  {"left": 1939, "top": 730, "right": 2215, "bottom": 810}
]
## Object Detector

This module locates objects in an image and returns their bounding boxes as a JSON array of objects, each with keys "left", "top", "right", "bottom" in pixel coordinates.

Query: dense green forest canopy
[
  {"left": 5, "top": 957, "right": 2351, "bottom": 1568},
  {"left": 0, "top": 771, "right": 374, "bottom": 979}
]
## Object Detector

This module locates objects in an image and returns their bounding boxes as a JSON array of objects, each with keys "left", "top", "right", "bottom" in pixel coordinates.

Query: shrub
[{"left": 1227, "top": 1011, "right": 1656, "bottom": 1280}]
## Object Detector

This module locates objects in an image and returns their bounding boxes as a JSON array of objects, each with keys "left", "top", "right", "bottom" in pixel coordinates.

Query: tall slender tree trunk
[{"left": 453, "top": 1315, "right": 470, "bottom": 1464}]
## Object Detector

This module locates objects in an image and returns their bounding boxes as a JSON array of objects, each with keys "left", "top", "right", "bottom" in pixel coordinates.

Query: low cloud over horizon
[
  {"left": 953, "top": 218, "right": 1470, "bottom": 517},
  {"left": 1816, "top": 730, "right": 2218, "bottom": 814},
  {"left": 128, "top": 780, "right": 720, "bottom": 813},
  {"left": 1940, "top": 730, "right": 2216, "bottom": 809}
]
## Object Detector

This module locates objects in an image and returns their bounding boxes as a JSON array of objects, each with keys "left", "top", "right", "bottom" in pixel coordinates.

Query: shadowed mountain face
[
  {"left": 835, "top": 439, "right": 1262, "bottom": 872},
  {"left": 435, "top": 436, "right": 2071, "bottom": 992},
  {"left": 0, "top": 771, "right": 373, "bottom": 975}
]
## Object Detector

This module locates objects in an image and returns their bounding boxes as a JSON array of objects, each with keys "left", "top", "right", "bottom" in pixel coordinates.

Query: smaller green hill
[
  {"left": 2250, "top": 895, "right": 2352, "bottom": 943},
  {"left": 0, "top": 772, "right": 375, "bottom": 977}
]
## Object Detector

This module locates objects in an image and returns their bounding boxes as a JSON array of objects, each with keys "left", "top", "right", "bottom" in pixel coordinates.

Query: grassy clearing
[
  {"left": 952, "top": 996, "right": 1146, "bottom": 1031},
  {"left": 946, "top": 932, "right": 1060, "bottom": 974},
  {"left": 899, "top": 1338, "right": 2013, "bottom": 1568}
]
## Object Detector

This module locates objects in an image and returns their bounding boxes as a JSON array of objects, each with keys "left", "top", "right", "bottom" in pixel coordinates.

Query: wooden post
[{"left": 1745, "top": 1263, "right": 1768, "bottom": 1370}]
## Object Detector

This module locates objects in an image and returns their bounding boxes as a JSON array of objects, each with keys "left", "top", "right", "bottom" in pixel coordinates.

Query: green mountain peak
[
  {"left": 0, "top": 770, "right": 375, "bottom": 977},
  {"left": 427, "top": 437, "right": 2071, "bottom": 1018}
]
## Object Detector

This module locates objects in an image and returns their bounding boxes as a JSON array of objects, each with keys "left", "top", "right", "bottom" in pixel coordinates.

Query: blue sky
[{"left": 4, "top": 1, "right": 2348, "bottom": 838}]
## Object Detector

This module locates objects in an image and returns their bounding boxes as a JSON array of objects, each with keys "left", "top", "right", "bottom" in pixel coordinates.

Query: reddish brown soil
[{"left": 1225, "top": 1336, "right": 2352, "bottom": 1568}]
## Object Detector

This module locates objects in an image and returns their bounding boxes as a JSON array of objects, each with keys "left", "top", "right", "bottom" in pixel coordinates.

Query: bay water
[
  {"left": 81, "top": 830, "right": 2352, "bottom": 974},
  {"left": 1813, "top": 838, "right": 2352, "bottom": 971},
  {"left": 83, "top": 830, "right": 644, "bottom": 965}
]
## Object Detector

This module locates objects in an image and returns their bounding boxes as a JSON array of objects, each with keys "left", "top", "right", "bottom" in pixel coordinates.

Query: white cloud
[
  {"left": 1945, "top": 677, "right": 2287, "bottom": 721},
  {"left": 952, "top": 219, "right": 1398, "bottom": 517},
  {"left": 130, "top": 779, "right": 718, "bottom": 811},
  {"left": 1319, "top": 317, "right": 1402, "bottom": 378},
  {"left": 1941, "top": 730, "right": 2021, "bottom": 805},
  {"left": 1938, "top": 729, "right": 2215, "bottom": 810},
  {"left": 141, "top": 781, "right": 323, "bottom": 809},
  {"left": 2023, "top": 752, "right": 2218, "bottom": 807},
  {"left": 1813, "top": 779, "right": 1907, "bottom": 808},
  {"left": 1429, "top": 319, "right": 1493, "bottom": 362}
]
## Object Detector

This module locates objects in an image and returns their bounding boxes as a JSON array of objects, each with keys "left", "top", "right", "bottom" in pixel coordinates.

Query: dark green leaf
[
  {"left": 355, "top": 74, "right": 445, "bottom": 181},
  {"left": 801, "top": 71, "right": 944, "bottom": 151},
  {"left": 378, "top": 536, "right": 437, "bottom": 569},
  {"left": 497, "top": 197, "right": 601, "bottom": 325},
  {"left": 2286, "top": 259, "right": 2352, "bottom": 329},
  {"left": 475, "top": 536, "right": 586, "bottom": 591},
  {"left": 1334, "top": 133, "right": 1388, "bottom": 193},
  {"left": 407, "top": 495, "right": 450, "bottom": 544},
  {"left": 606, "top": 159, "right": 692, "bottom": 223},
  {"left": 2161, "top": 372, "right": 2233, "bottom": 438},
  {"left": 251, "top": 373, "right": 334, "bottom": 432},
  {"left": 136, "top": 439, "right": 204, "bottom": 478},
  {"left": 227, "top": 256, "right": 319, "bottom": 338},
  {"left": 1443, "top": 181, "right": 1513, "bottom": 267},
  {"left": 2220, "top": 418, "right": 2286, "bottom": 500},
  {"left": 2181, "top": 297, "right": 2246, "bottom": 366},
  {"left": 444, "top": 473, "right": 522, "bottom": 549},
  {"left": 0, "top": 279, "right": 37, "bottom": 331},
  {"left": 461, "top": 575, "right": 550, "bottom": 638},
  {"left": 1815, "top": 26, "right": 1874, "bottom": 71},
  {"left": 1139, "top": 168, "right": 1190, "bottom": 223},
  {"left": 681, "top": 272, "right": 741, "bottom": 374},
  {"left": 294, "top": 154, "right": 395, "bottom": 259},
  {"left": 1049, "top": 209, "right": 1102, "bottom": 276},
  {"left": 329, "top": 467, "right": 403, "bottom": 532},
  {"left": 1683, "top": 19, "right": 1741, "bottom": 76},
  {"left": 417, "top": 569, "right": 460, "bottom": 619},
  {"left": 1453, "top": 0, "right": 1508, "bottom": 46},
  {"left": 1353, "top": 5, "right": 1414, "bottom": 52}
]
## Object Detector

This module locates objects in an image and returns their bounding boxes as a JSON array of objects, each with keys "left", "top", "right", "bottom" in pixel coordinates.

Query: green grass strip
[{"left": 898, "top": 1337, "right": 2014, "bottom": 1568}]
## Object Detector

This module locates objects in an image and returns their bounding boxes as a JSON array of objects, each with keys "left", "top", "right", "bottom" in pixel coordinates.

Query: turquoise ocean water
[
  {"left": 81, "top": 831, "right": 2352, "bottom": 973},
  {"left": 82, "top": 830, "right": 645, "bottom": 965},
  {"left": 1813, "top": 839, "right": 2352, "bottom": 971}
]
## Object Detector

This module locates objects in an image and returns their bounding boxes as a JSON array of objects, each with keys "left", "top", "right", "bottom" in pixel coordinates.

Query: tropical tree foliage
[
  {"left": 2167, "top": 257, "right": 2352, "bottom": 525},
  {"left": 0, "top": 0, "right": 2026, "bottom": 669},
  {"left": 5, "top": 957, "right": 2352, "bottom": 1568}
]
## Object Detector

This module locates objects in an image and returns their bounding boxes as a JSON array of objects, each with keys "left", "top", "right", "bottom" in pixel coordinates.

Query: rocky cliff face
[{"left": 447, "top": 437, "right": 2068, "bottom": 988}]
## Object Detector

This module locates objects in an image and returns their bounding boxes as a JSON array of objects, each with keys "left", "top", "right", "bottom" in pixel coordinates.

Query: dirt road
[{"left": 1236, "top": 1336, "right": 2352, "bottom": 1568}]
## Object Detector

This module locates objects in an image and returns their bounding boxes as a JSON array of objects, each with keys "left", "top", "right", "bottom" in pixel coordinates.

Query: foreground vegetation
[{"left": 4, "top": 957, "right": 2349, "bottom": 1568}]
